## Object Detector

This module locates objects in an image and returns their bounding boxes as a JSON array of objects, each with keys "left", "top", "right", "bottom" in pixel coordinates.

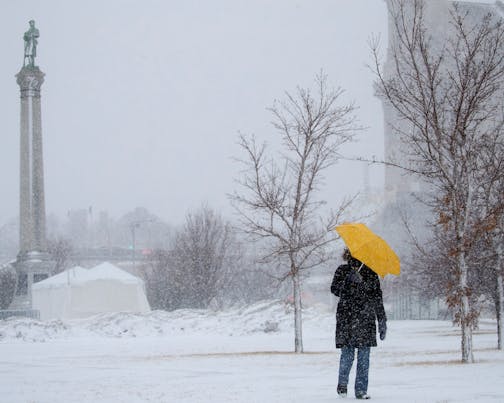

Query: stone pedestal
[
  {"left": 10, "top": 66, "right": 54, "bottom": 309},
  {"left": 11, "top": 253, "right": 54, "bottom": 309}
]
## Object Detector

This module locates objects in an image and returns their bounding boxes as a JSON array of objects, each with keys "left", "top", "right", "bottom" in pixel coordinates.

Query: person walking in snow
[{"left": 330, "top": 248, "right": 387, "bottom": 400}]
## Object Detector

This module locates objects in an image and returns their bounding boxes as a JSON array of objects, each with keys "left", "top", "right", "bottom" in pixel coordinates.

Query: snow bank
[
  {"left": 1, "top": 300, "right": 503, "bottom": 402},
  {"left": 0, "top": 318, "right": 72, "bottom": 342},
  {"left": 0, "top": 300, "right": 333, "bottom": 342}
]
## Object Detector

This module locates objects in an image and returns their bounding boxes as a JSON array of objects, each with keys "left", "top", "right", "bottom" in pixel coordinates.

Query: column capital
[{"left": 16, "top": 67, "right": 45, "bottom": 97}]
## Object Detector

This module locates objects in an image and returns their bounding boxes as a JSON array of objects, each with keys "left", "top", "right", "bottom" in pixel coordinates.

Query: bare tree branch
[
  {"left": 229, "top": 73, "right": 359, "bottom": 352},
  {"left": 372, "top": 0, "right": 504, "bottom": 363}
]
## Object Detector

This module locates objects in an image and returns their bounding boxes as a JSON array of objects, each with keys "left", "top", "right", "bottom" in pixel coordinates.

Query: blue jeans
[{"left": 338, "top": 346, "right": 370, "bottom": 394}]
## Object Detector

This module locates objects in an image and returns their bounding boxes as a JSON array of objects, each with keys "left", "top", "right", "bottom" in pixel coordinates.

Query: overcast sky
[{"left": 0, "top": 0, "right": 390, "bottom": 226}]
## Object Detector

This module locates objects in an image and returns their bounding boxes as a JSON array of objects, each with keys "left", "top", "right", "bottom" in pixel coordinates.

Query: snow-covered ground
[{"left": 1, "top": 300, "right": 503, "bottom": 402}]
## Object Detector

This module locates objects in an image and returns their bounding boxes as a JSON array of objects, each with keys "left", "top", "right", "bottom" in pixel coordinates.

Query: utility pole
[{"left": 129, "top": 219, "right": 154, "bottom": 271}]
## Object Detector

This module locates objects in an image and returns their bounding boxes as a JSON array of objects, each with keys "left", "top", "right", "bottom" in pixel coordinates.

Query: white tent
[{"left": 32, "top": 262, "right": 151, "bottom": 320}]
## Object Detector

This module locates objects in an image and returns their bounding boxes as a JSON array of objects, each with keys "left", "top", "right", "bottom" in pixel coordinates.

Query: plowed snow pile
[{"left": 0, "top": 300, "right": 332, "bottom": 341}]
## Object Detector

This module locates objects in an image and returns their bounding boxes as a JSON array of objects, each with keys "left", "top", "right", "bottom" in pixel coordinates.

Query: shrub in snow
[
  {"left": 262, "top": 320, "right": 279, "bottom": 333},
  {"left": 0, "top": 265, "right": 16, "bottom": 309}
]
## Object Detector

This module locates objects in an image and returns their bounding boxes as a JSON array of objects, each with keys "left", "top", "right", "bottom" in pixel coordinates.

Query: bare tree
[
  {"left": 144, "top": 248, "right": 174, "bottom": 310},
  {"left": 372, "top": 0, "right": 504, "bottom": 362},
  {"left": 170, "top": 206, "right": 241, "bottom": 309},
  {"left": 144, "top": 207, "right": 272, "bottom": 311},
  {"left": 475, "top": 137, "right": 504, "bottom": 349},
  {"left": 47, "top": 237, "right": 73, "bottom": 274},
  {"left": 0, "top": 264, "right": 16, "bottom": 309},
  {"left": 491, "top": 223, "right": 504, "bottom": 350},
  {"left": 230, "top": 73, "right": 358, "bottom": 352}
]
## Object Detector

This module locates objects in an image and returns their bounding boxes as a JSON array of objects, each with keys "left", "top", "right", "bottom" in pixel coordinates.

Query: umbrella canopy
[{"left": 335, "top": 222, "right": 400, "bottom": 278}]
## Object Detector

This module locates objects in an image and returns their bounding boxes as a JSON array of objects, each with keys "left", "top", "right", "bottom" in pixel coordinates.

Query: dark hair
[
  {"left": 349, "top": 257, "right": 362, "bottom": 268},
  {"left": 342, "top": 247, "right": 352, "bottom": 262},
  {"left": 343, "top": 247, "right": 363, "bottom": 268}
]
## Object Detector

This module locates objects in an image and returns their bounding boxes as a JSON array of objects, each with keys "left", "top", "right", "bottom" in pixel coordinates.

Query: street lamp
[{"left": 129, "top": 219, "right": 154, "bottom": 271}]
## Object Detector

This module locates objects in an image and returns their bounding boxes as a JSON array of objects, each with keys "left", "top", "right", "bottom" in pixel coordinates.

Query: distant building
[{"left": 66, "top": 209, "right": 91, "bottom": 248}]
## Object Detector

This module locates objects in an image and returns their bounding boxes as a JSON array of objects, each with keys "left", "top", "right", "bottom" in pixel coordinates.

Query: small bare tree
[
  {"left": 372, "top": 0, "right": 504, "bottom": 362},
  {"left": 145, "top": 208, "right": 269, "bottom": 311},
  {"left": 230, "top": 73, "right": 358, "bottom": 352},
  {"left": 170, "top": 206, "right": 241, "bottom": 309},
  {"left": 0, "top": 264, "right": 16, "bottom": 309},
  {"left": 47, "top": 237, "right": 74, "bottom": 274},
  {"left": 144, "top": 249, "right": 174, "bottom": 310}
]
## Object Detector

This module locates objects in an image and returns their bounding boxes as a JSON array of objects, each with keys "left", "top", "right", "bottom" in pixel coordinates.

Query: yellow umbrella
[{"left": 335, "top": 222, "right": 400, "bottom": 278}]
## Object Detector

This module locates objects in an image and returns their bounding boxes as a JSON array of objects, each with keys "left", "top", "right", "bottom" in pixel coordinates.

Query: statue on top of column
[{"left": 23, "top": 20, "right": 39, "bottom": 68}]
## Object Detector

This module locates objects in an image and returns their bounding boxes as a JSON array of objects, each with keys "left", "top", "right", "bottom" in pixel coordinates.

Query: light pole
[
  {"left": 129, "top": 219, "right": 154, "bottom": 271},
  {"left": 130, "top": 222, "right": 140, "bottom": 271}
]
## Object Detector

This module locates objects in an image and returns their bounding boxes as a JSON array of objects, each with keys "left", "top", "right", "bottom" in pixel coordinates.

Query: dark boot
[
  {"left": 356, "top": 391, "right": 371, "bottom": 399},
  {"left": 337, "top": 384, "right": 347, "bottom": 398}
]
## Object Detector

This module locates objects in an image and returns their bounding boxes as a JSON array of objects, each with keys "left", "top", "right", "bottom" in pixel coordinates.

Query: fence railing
[{"left": 0, "top": 309, "right": 40, "bottom": 320}]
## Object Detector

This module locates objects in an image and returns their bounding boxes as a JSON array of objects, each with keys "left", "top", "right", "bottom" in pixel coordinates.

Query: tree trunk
[
  {"left": 495, "top": 245, "right": 504, "bottom": 350},
  {"left": 292, "top": 268, "right": 304, "bottom": 353},
  {"left": 459, "top": 253, "right": 474, "bottom": 363},
  {"left": 460, "top": 297, "right": 473, "bottom": 363},
  {"left": 495, "top": 273, "right": 504, "bottom": 350}
]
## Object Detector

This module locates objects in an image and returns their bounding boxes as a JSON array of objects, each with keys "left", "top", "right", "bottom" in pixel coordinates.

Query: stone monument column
[
  {"left": 16, "top": 67, "right": 46, "bottom": 254},
  {"left": 31, "top": 72, "right": 48, "bottom": 253},
  {"left": 10, "top": 21, "right": 54, "bottom": 311}
]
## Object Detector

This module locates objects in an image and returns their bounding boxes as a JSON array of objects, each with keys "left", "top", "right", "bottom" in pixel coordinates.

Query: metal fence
[
  {"left": 385, "top": 291, "right": 448, "bottom": 320},
  {"left": 0, "top": 310, "right": 40, "bottom": 320}
]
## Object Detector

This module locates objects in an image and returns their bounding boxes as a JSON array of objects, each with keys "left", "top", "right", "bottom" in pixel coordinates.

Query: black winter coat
[{"left": 330, "top": 263, "right": 386, "bottom": 348}]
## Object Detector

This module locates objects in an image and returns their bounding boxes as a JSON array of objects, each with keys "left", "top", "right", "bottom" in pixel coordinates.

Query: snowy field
[{"left": 1, "top": 300, "right": 503, "bottom": 403}]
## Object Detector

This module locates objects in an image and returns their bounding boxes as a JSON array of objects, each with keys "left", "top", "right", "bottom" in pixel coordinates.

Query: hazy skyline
[{"left": 1, "top": 0, "right": 389, "bottom": 225}]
